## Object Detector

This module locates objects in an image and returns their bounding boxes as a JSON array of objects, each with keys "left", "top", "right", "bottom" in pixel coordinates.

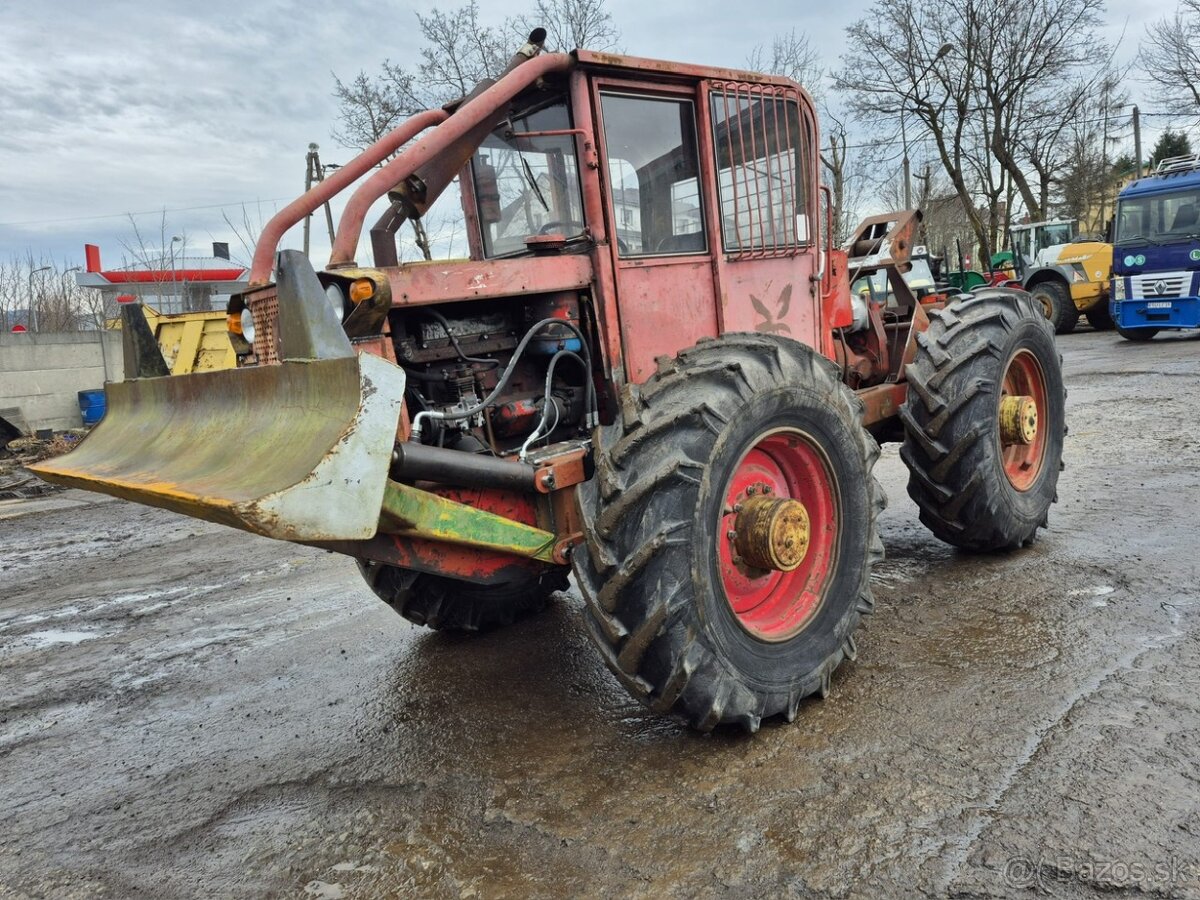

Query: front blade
[{"left": 30, "top": 353, "right": 405, "bottom": 542}]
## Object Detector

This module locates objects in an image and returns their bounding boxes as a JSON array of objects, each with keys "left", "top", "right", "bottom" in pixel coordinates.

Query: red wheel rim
[
  {"left": 999, "top": 349, "right": 1049, "bottom": 491},
  {"left": 717, "top": 429, "right": 839, "bottom": 642}
]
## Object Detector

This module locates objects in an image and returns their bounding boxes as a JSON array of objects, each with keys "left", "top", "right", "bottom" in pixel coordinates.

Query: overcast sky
[{"left": 0, "top": 0, "right": 1183, "bottom": 269}]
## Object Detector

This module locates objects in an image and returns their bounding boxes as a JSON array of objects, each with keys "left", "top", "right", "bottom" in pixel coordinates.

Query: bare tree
[
  {"left": 220, "top": 205, "right": 266, "bottom": 269},
  {"left": 746, "top": 29, "right": 820, "bottom": 87},
  {"left": 836, "top": 0, "right": 1115, "bottom": 259},
  {"left": 1140, "top": 0, "right": 1200, "bottom": 114},
  {"left": 120, "top": 212, "right": 191, "bottom": 314},
  {"left": 744, "top": 31, "right": 864, "bottom": 240},
  {"left": 515, "top": 0, "right": 621, "bottom": 52},
  {"left": 836, "top": 0, "right": 992, "bottom": 256},
  {"left": 333, "top": 0, "right": 621, "bottom": 150},
  {"left": 0, "top": 257, "right": 21, "bottom": 332},
  {"left": 970, "top": 0, "right": 1109, "bottom": 221},
  {"left": 415, "top": 2, "right": 511, "bottom": 104},
  {"left": 1019, "top": 78, "right": 1092, "bottom": 215},
  {"left": 0, "top": 256, "right": 90, "bottom": 333},
  {"left": 331, "top": 69, "right": 423, "bottom": 150}
]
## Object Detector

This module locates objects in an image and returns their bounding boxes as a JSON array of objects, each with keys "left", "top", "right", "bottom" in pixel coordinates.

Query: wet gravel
[{"left": 2, "top": 330, "right": 1199, "bottom": 898}]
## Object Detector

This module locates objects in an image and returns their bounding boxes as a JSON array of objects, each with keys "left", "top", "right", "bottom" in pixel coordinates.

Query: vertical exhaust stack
[
  {"left": 370, "top": 28, "right": 551, "bottom": 267},
  {"left": 478, "top": 28, "right": 549, "bottom": 100}
]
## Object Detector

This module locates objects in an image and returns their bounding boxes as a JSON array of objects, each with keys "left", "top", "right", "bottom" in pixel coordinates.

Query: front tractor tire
[
  {"left": 357, "top": 562, "right": 569, "bottom": 632},
  {"left": 1029, "top": 279, "right": 1079, "bottom": 334},
  {"left": 574, "top": 335, "right": 885, "bottom": 733},
  {"left": 900, "top": 289, "right": 1066, "bottom": 551}
]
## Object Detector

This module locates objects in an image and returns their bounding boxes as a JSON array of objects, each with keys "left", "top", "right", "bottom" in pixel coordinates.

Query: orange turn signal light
[
  {"left": 227, "top": 313, "right": 243, "bottom": 335},
  {"left": 349, "top": 278, "right": 375, "bottom": 304}
]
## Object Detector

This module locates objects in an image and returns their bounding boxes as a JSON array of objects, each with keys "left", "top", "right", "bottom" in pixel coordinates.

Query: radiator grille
[
  {"left": 1130, "top": 271, "right": 1192, "bottom": 299},
  {"left": 249, "top": 288, "right": 280, "bottom": 365}
]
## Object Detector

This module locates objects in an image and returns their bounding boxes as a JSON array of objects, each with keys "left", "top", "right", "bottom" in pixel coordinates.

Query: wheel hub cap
[
  {"left": 718, "top": 431, "right": 838, "bottom": 642},
  {"left": 734, "top": 495, "right": 810, "bottom": 572},
  {"left": 999, "top": 349, "right": 1050, "bottom": 491},
  {"left": 999, "top": 395, "right": 1038, "bottom": 445}
]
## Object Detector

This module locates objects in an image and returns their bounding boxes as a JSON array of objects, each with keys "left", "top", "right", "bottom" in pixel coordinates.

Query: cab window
[
  {"left": 599, "top": 93, "right": 706, "bottom": 256},
  {"left": 710, "top": 88, "right": 808, "bottom": 255},
  {"left": 470, "top": 98, "right": 584, "bottom": 258}
]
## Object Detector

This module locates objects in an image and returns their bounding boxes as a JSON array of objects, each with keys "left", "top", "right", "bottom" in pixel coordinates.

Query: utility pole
[
  {"left": 303, "top": 144, "right": 338, "bottom": 258},
  {"left": 1132, "top": 105, "right": 1143, "bottom": 177}
]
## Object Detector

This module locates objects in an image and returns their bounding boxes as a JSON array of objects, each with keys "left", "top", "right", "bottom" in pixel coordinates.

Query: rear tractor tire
[
  {"left": 357, "top": 562, "right": 569, "bottom": 632},
  {"left": 574, "top": 334, "right": 885, "bottom": 733},
  {"left": 1029, "top": 280, "right": 1079, "bottom": 334},
  {"left": 900, "top": 288, "right": 1066, "bottom": 551}
]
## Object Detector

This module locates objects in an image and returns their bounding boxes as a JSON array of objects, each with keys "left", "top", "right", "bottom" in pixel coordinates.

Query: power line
[
  {"left": 0, "top": 197, "right": 295, "bottom": 230},
  {"left": 822, "top": 108, "right": 1195, "bottom": 153}
]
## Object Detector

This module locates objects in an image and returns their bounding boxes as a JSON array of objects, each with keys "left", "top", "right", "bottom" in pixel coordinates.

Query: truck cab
[{"left": 1110, "top": 154, "right": 1200, "bottom": 341}]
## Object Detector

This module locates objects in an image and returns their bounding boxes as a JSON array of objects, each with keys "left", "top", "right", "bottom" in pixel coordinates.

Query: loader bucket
[
  {"left": 30, "top": 355, "right": 404, "bottom": 541},
  {"left": 30, "top": 250, "right": 406, "bottom": 542}
]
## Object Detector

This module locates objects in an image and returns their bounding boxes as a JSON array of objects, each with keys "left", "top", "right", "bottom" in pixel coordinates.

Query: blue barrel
[{"left": 78, "top": 389, "right": 107, "bottom": 426}]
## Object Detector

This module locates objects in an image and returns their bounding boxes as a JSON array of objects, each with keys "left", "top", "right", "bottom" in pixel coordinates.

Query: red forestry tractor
[{"left": 33, "top": 32, "right": 1066, "bottom": 732}]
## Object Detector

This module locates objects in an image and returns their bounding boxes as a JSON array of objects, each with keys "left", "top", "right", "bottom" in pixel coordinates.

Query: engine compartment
[{"left": 387, "top": 292, "right": 599, "bottom": 459}]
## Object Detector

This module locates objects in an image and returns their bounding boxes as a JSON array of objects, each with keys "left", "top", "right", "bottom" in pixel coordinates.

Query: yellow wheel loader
[{"left": 1010, "top": 219, "right": 1114, "bottom": 333}]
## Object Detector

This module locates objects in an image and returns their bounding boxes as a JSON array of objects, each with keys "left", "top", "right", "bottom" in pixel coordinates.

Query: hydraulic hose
[
  {"left": 519, "top": 349, "right": 589, "bottom": 460},
  {"left": 409, "top": 317, "right": 594, "bottom": 441}
]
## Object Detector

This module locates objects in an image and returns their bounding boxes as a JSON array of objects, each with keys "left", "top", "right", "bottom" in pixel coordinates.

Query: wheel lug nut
[{"left": 726, "top": 530, "right": 737, "bottom": 540}]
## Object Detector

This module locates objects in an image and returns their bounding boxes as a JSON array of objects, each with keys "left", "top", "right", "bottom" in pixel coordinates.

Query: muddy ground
[{"left": 1, "top": 330, "right": 1199, "bottom": 899}]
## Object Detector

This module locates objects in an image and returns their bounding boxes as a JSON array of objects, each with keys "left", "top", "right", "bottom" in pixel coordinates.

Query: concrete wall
[{"left": 0, "top": 332, "right": 124, "bottom": 433}]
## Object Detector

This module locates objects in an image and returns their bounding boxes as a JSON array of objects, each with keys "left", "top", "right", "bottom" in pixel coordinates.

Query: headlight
[
  {"left": 325, "top": 284, "right": 347, "bottom": 323},
  {"left": 240, "top": 308, "right": 256, "bottom": 343},
  {"left": 1112, "top": 278, "right": 1125, "bottom": 301}
]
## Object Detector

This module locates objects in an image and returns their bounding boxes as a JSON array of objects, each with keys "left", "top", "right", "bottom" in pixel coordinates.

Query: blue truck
[{"left": 1110, "top": 154, "right": 1200, "bottom": 341}]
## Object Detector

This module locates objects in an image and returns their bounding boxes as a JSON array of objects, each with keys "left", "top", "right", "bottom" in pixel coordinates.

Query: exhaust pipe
[{"left": 369, "top": 28, "right": 552, "bottom": 267}]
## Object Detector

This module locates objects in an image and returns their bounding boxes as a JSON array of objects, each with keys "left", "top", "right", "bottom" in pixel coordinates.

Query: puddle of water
[
  {"left": 303, "top": 881, "right": 345, "bottom": 899},
  {"left": 871, "top": 557, "right": 934, "bottom": 587},
  {"left": 18, "top": 629, "right": 104, "bottom": 649},
  {"left": 1067, "top": 585, "right": 1115, "bottom": 598},
  {"left": 0, "top": 605, "right": 83, "bottom": 633}
]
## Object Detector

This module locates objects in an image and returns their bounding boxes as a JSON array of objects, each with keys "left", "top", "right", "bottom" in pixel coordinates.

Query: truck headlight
[{"left": 1112, "top": 278, "right": 1125, "bottom": 301}]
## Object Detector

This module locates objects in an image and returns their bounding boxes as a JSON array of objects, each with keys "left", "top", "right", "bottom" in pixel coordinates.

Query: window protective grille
[{"left": 710, "top": 83, "right": 808, "bottom": 259}]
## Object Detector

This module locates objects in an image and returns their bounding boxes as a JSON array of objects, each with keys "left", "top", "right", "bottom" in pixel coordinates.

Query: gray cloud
[{"left": 0, "top": 0, "right": 1178, "bottom": 265}]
